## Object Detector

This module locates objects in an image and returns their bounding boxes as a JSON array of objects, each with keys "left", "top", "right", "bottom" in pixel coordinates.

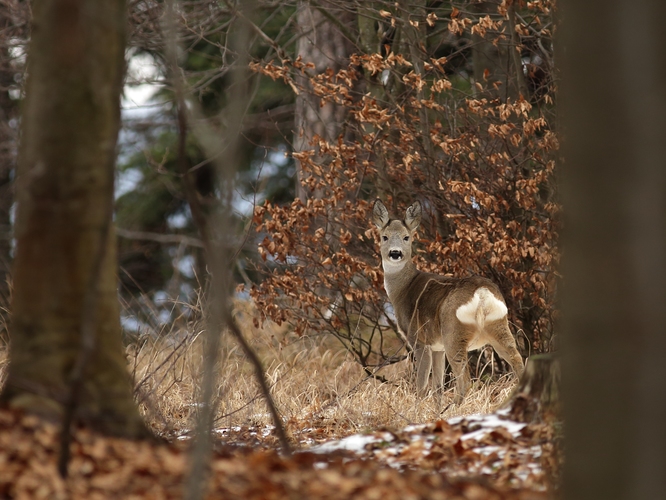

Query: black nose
[{"left": 388, "top": 250, "right": 403, "bottom": 260}]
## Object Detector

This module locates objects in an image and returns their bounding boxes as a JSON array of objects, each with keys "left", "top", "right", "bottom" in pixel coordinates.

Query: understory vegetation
[
  {"left": 0, "top": 0, "right": 564, "bottom": 497},
  {"left": 0, "top": 296, "right": 516, "bottom": 441},
  {"left": 123, "top": 296, "right": 518, "bottom": 443}
]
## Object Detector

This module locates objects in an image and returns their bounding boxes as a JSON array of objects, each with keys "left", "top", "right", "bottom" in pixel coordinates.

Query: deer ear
[
  {"left": 372, "top": 199, "right": 390, "bottom": 229},
  {"left": 405, "top": 201, "right": 422, "bottom": 231}
]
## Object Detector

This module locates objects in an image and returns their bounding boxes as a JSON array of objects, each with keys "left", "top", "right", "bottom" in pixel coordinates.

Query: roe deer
[{"left": 372, "top": 199, "right": 524, "bottom": 404}]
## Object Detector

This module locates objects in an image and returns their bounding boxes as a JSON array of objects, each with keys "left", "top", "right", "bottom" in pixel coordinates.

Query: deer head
[{"left": 372, "top": 199, "right": 422, "bottom": 273}]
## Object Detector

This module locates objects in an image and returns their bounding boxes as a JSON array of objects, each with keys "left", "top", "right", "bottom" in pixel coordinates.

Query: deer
[{"left": 372, "top": 199, "right": 524, "bottom": 404}]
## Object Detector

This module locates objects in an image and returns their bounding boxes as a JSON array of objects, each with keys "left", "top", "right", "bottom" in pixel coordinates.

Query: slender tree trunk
[
  {"left": 293, "top": 1, "right": 353, "bottom": 201},
  {"left": 1, "top": 0, "right": 146, "bottom": 437},
  {"left": 471, "top": 0, "right": 525, "bottom": 101},
  {"left": 560, "top": 1, "right": 666, "bottom": 498}
]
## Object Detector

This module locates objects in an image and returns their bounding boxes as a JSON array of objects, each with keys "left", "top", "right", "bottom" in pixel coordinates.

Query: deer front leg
[
  {"left": 432, "top": 349, "right": 446, "bottom": 409},
  {"left": 414, "top": 345, "right": 432, "bottom": 396},
  {"left": 432, "top": 349, "right": 446, "bottom": 390}
]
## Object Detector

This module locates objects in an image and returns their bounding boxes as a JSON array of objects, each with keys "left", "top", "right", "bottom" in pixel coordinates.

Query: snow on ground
[
  {"left": 179, "top": 408, "right": 558, "bottom": 492},
  {"left": 307, "top": 409, "right": 554, "bottom": 491}
]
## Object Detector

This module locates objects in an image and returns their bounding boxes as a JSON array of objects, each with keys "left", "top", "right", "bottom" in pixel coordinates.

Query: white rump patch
[
  {"left": 430, "top": 342, "right": 445, "bottom": 351},
  {"left": 456, "top": 287, "right": 508, "bottom": 328}
]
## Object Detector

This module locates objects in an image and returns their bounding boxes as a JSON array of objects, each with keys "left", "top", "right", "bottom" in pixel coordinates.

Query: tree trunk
[
  {"left": 0, "top": 11, "right": 20, "bottom": 318},
  {"left": 503, "top": 354, "right": 560, "bottom": 423},
  {"left": 1, "top": 0, "right": 147, "bottom": 437},
  {"left": 471, "top": 1, "right": 526, "bottom": 101},
  {"left": 293, "top": 1, "right": 353, "bottom": 201},
  {"left": 560, "top": 1, "right": 666, "bottom": 498}
]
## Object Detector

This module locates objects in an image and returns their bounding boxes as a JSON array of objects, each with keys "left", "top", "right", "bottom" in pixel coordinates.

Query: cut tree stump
[{"left": 503, "top": 353, "right": 560, "bottom": 423}]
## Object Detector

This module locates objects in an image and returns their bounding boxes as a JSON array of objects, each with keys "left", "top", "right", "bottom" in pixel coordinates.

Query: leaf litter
[{"left": 0, "top": 406, "right": 559, "bottom": 499}]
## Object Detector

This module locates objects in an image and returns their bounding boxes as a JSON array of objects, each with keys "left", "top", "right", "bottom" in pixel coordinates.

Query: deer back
[{"left": 394, "top": 272, "right": 505, "bottom": 347}]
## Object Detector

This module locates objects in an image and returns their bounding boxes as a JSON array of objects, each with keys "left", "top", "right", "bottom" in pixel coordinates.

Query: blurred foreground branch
[{"left": 161, "top": 1, "right": 291, "bottom": 497}]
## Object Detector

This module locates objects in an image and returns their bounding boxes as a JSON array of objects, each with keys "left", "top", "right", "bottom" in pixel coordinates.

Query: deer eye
[
  {"left": 404, "top": 236, "right": 409, "bottom": 242},
  {"left": 382, "top": 236, "right": 388, "bottom": 242}
]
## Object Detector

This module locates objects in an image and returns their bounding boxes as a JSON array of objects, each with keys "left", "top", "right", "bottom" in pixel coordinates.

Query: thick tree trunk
[
  {"left": 1, "top": 0, "right": 147, "bottom": 437},
  {"left": 560, "top": 1, "right": 666, "bottom": 498}
]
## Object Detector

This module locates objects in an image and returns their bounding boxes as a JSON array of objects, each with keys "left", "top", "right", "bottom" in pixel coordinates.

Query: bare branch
[{"left": 117, "top": 227, "right": 205, "bottom": 248}]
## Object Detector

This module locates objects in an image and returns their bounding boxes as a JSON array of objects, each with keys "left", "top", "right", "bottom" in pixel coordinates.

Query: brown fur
[{"left": 373, "top": 200, "right": 524, "bottom": 405}]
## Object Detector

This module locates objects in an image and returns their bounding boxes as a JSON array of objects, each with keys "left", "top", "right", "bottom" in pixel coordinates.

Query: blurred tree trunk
[
  {"left": 560, "top": 1, "right": 666, "bottom": 498},
  {"left": 293, "top": 1, "right": 354, "bottom": 200},
  {"left": 0, "top": 11, "right": 19, "bottom": 317},
  {"left": 0, "top": 0, "right": 147, "bottom": 437}
]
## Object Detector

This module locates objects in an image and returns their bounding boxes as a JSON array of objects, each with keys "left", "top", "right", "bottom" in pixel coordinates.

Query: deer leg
[
  {"left": 487, "top": 320, "right": 525, "bottom": 378},
  {"left": 443, "top": 337, "right": 470, "bottom": 405},
  {"left": 414, "top": 345, "right": 432, "bottom": 395},
  {"left": 432, "top": 349, "right": 446, "bottom": 392},
  {"left": 432, "top": 349, "right": 446, "bottom": 409}
]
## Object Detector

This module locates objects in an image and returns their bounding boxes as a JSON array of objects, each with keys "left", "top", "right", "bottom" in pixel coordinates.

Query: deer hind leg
[
  {"left": 443, "top": 335, "right": 471, "bottom": 405},
  {"left": 414, "top": 345, "right": 432, "bottom": 396},
  {"left": 487, "top": 319, "right": 524, "bottom": 378}
]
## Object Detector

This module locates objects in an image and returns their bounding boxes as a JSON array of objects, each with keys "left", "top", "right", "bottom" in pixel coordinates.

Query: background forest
[
  {"left": 117, "top": 0, "right": 559, "bottom": 368},
  {"left": 0, "top": 0, "right": 566, "bottom": 497},
  {"left": 0, "top": 0, "right": 663, "bottom": 498},
  {"left": 0, "top": 0, "right": 558, "bottom": 438}
]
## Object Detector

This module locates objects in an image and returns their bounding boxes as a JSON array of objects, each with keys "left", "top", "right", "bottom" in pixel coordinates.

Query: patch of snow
[
  {"left": 518, "top": 445, "right": 543, "bottom": 458},
  {"left": 460, "top": 413, "right": 526, "bottom": 441},
  {"left": 214, "top": 426, "right": 242, "bottom": 435},
  {"left": 473, "top": 445, "right": 503, "bottom": 456},
  {"left": 494, "top": 407, "right": 511, "bottom": 417},
  {"left": 186, "top": 402, "right": 210, "bottom": 409},
  {"left": 251, "top": 413, "right": 272, "bottom": 420},
  {"left": 310, "top": 434, "right": 385, "bottom": 454},
  {"left": 262, "top": 426, "right": 275, "bottom": 437}
]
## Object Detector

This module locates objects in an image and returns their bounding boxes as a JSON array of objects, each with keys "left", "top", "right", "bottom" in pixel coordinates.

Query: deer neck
[{"left": 382, "top": 258, "right": 418, "bottom": 302}]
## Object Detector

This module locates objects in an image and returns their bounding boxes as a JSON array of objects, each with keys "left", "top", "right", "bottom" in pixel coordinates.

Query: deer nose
[{"left": 388, "top": 249, "right": 403, "bottom": 261}]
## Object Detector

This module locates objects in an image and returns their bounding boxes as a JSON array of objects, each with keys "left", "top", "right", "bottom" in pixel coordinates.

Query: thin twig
[
  {"left": 225, "top": 311, "right": 292, "bottom": 453},
  {"left": 117, "top": 227, "right": 204, "bottom": 248}
]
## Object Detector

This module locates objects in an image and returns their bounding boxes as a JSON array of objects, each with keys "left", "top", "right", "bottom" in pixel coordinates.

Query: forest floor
[
  {"left": 0, "top": 406, "right": 559, "bottom": 499},
  {"left": 0, "top": 299, "right": 561, "bottom": 498}
]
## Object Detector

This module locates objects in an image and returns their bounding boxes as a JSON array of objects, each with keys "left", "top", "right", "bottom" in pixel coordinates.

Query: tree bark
[
  {"left": 293, "top": 1, "right": 354, "bottom": 201},
  {"left": 1, "top": 0, "right": 147, "bottom": 437},
  {"left": 503, "top": 354, "right": 560, "bottom": 423},
  {"left": 0, "top": 10, "right": 20, "bottom": 316},
  {"left": 471, "top": 0, "right": 525, "bottom": 101},
  {"left": 560, "top": 1, "right": 666, "bottom": 498}
]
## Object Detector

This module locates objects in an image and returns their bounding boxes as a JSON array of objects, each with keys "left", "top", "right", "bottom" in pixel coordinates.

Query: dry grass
[
  {"left": 0, "top": 296, "right": 519, "bottom": 448},
  {"left": 128, "top": 298, "right": 520, "bottom": 447}
]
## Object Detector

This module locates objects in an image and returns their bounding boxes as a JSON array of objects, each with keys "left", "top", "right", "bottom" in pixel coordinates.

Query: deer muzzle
[{"left": 388, "top": 249, "right": 403, "bottom": 261}]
